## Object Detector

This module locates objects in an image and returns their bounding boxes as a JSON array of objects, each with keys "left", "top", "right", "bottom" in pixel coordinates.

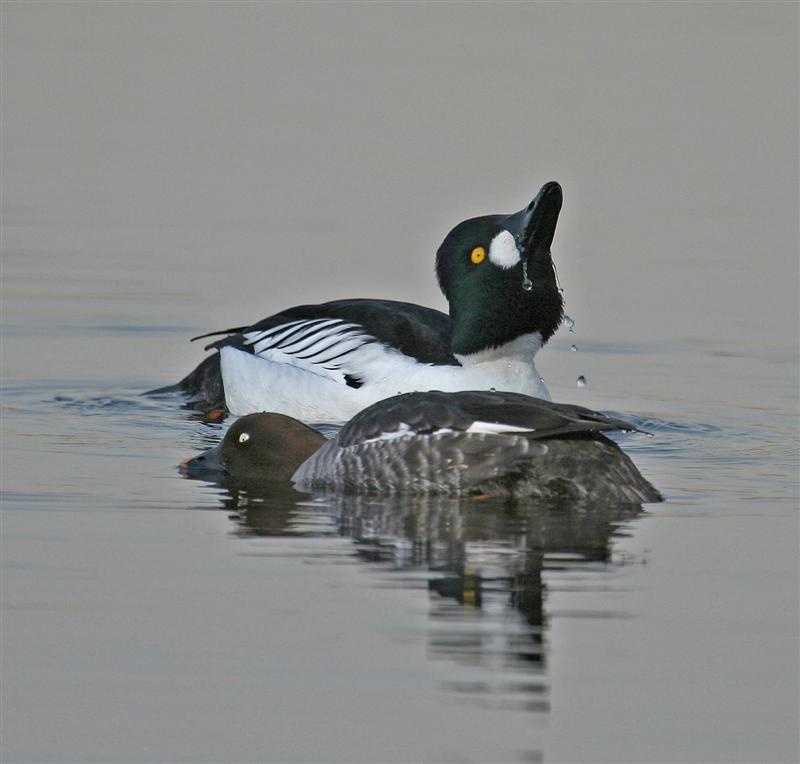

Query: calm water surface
[{"left": 2, "top": 4, "right": 798, "bottom": 763}]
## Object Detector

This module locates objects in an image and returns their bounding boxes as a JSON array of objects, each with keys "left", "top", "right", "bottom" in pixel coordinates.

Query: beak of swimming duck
[{"left": 180, "top": 441, "right": 226, "bottom": 477}]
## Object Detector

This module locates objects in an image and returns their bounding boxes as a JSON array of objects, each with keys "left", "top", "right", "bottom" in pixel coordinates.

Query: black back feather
[
  {"left": 338, "top": 390, "right": 642, "bottom": 447},
  {"left": 196, "top": 298, "right": 458, "bottom": 366}
]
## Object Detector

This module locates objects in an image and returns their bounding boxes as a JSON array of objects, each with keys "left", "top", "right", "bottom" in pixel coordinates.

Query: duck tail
[{"left": 144, "top": 353, "right": 226, "bottom": 411}]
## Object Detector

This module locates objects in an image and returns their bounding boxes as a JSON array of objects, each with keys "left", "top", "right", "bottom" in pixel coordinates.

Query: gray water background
[{"left": 2, "top": 3, "right": 798, "bottom": 762}]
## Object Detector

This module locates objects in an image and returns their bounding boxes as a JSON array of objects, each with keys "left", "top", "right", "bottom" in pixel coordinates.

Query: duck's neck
[{"left": 454, "top": 331, "right": 543, "bottom": 369}]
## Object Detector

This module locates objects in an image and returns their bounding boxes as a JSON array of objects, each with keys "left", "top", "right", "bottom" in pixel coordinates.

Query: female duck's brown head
[{"left": 183, "top": 413, "right": 325, "bottom": 481}]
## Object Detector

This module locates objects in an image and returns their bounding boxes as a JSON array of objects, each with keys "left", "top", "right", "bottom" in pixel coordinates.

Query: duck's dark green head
[{"left": 435, "top": 182, "right": 563, "bottom": 356}]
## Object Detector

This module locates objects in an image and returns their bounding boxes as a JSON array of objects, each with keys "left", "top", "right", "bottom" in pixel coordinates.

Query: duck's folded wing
[
  {"left": 338, "top": 390, "right": 644, "bottom": 446},
  {"left": 453, "top": 392, "right": 645, "bottom": 439},
  {"left": 198, "top": 299, "right": 457, "bottom": 389},
  {"left": 239, "top": 318, "right": 380, "bottom": 387},
  {"left": 292, "top": 429, "right": 547, "bottom": 494}
]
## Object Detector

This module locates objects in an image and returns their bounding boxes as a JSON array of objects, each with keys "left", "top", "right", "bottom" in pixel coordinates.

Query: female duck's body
[{"left": 184, "top": 390, "right": 662, "bottom": 503}]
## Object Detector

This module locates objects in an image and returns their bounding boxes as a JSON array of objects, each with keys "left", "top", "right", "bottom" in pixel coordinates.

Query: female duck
[{"left": 184, "top": 390, "right": 662, "bottom": 503}]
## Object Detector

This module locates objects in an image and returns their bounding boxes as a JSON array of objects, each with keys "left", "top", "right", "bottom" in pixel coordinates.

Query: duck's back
[
  {"left": 219, "top": 299, "right": 456, "bottom": 366},
  {"left": 292, "top": 391, "right": 662, "bottom": 502}
]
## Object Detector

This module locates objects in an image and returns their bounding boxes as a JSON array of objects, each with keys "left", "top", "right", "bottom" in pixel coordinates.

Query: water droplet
[
  {"left": 576, "top": 375, "right": 587, "bottom": 388},
  {"left": 489, "top": 387, "right": 497, "bottom": 392},
  {"left": 564, "top": 315, "right": 575, "bottom": 333},
  {"left": 539, "top": 376, "right": 545, "bottom": 383},
  {"left": 570, "top": 344, "right": 577, "bottom": 352},
  {"left": 521, "top": 260, "right": 534, "bottom": 291}
]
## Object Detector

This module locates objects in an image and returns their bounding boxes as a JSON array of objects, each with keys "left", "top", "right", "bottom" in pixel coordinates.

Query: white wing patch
[
  {"left": 465, "top": 421, "right": 535, "bottom": 435},
  {"left": 241, "top": 318, "right": 378, "bottom": 384},
  {"left": 360, "top": 421, "right": 534, "bottom": 444},
  {"left": 359, "top": 423, "right": 414, "bottom": 444}
]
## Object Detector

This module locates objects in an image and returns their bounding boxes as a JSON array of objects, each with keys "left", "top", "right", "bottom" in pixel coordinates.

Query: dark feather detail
[
  {"left": 190, "top": 326, "right": 249, "bottom": 343},
  {"left": 164, "top": 299, "right": 459, "bottom": 407},
  {"left": 315, "top": 341, "right": 377, "bottom": 367},
  {"left": 267, "top": 321, "right": 332, "bottom": 350},
  {"left": 206, "top": 299, "right": 457, "bottom": 365},
  {"left": 147, "top": 353, "right": 225, "bottom": 411},
  {"left": 338, "top": 390, "right": 644, "bottom": 447}
]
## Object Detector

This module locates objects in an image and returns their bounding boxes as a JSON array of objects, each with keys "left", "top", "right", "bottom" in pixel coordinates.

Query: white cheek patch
[{"left": 488, "top": 230, "right": 521, "bottom": 269}]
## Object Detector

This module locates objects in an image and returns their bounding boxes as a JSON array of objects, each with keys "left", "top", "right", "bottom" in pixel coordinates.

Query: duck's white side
[{"left": 221, "top": 332, "right": 549, "bottom": 421}]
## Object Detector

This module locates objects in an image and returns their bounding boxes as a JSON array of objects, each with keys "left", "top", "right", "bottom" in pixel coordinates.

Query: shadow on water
[{"left": 191, "top": 473, "right": 646, "bottom": 714}]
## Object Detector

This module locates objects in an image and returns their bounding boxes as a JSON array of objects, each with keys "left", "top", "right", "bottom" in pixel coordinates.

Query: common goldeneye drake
[
  {"left": 165, "top": 182, "right": 564, "bottom": 422},
  {"left": 183, "top": 390, "right": 662, "bottom": 502}
]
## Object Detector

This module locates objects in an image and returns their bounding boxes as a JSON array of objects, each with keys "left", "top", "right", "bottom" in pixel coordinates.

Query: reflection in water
[{"left": 203, "top": 476, "right": 643, "bottom": 714}]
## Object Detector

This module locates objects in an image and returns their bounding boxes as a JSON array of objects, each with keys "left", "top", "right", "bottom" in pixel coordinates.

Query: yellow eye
[{"left": 470, "top": 246, "right": 486, "bottom": 264}]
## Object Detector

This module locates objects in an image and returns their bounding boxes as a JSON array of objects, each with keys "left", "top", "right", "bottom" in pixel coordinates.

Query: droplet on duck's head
[
  {"left": 553, "top": 259, "right": 564, "bottom": 294},
  {"left": 238, "top": 432, "right": 250, "bottom": 444},
  {"left": 521, "top": 260, "right": 533, "bottom": 291}
]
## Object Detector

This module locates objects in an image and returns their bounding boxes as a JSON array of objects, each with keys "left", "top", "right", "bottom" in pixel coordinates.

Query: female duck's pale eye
[
  {"left": 470, "top": 246, "right": 486, "bottom": 264},
  {"left": 238, "top": 432, "right": 250, "bottom": 444}
]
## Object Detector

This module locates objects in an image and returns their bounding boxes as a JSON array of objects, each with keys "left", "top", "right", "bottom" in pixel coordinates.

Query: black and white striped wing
[{"left": 241, "top": 318, "right": 378, "bottom": 386}]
